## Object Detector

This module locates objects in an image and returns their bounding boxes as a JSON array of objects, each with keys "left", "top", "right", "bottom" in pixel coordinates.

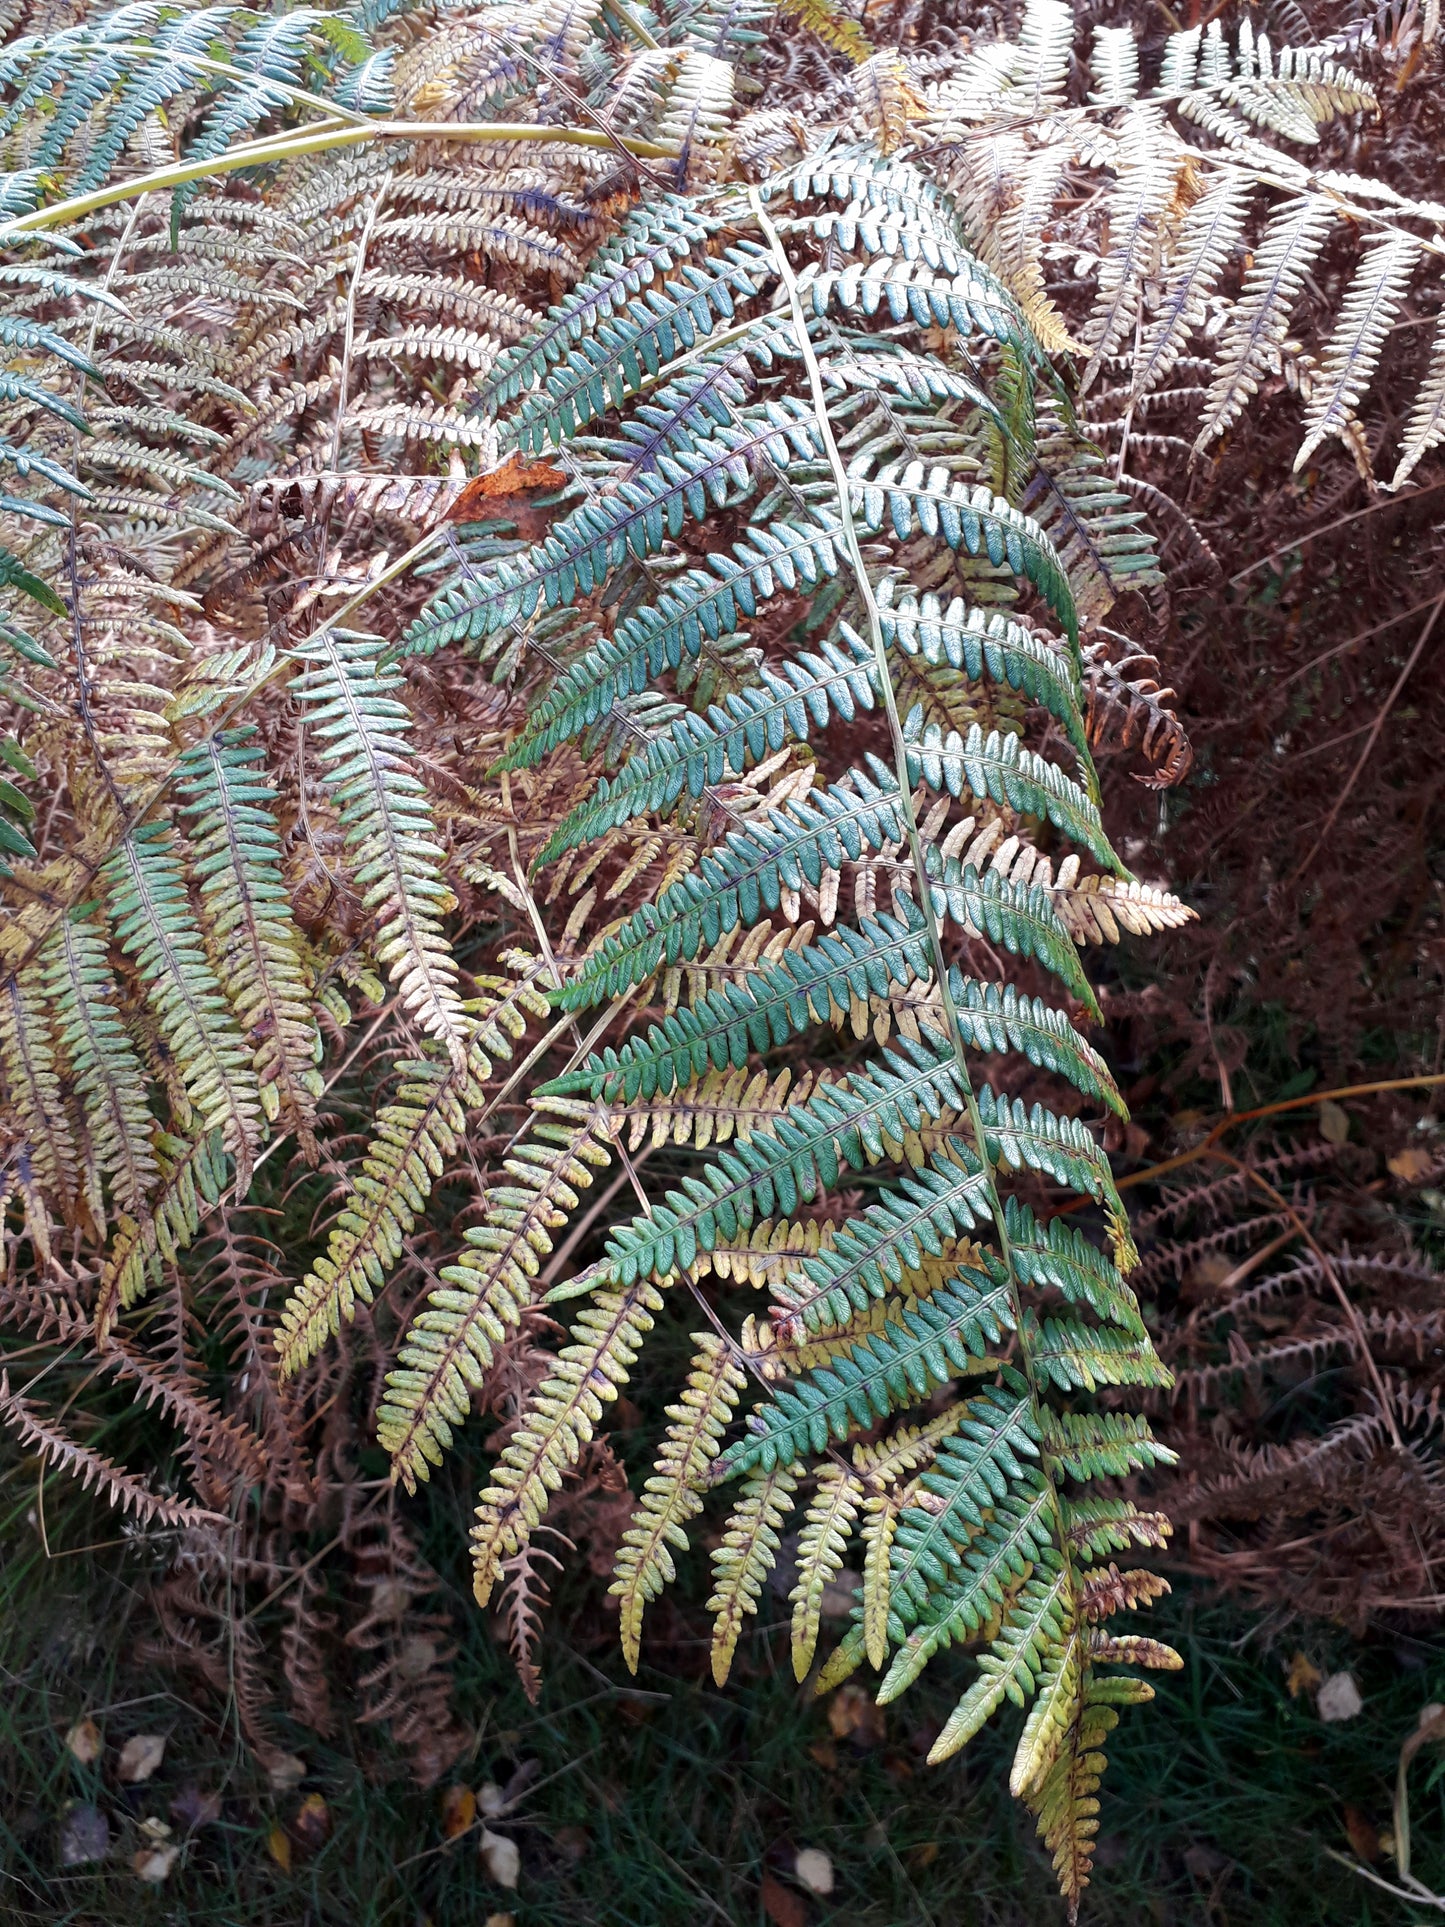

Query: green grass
[{"left": 3, "top": 1459, "right": 1442, "bottom": 1927}]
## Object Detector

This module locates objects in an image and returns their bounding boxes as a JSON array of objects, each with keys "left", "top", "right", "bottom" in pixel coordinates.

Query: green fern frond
[
  {"left": 724, "top": 1259, "right": 1016, "bottom": 1473},
  {"left": 176, "top": 732, "right": 323, "bottom": 1153},
  {"left": 902, "top": 708, "right": 1120, "bottom": 874},
  {"left": 103, "top": 825, "right": 262, "bottom": 1190},
  {"left": 539, "top": 628, "right": 878, "bottom": 861},
  {"left": 45, "top": 916, "right": 158, "bottom": 1226},
  {"left": 874, "top": 583, "right": 1093, "bottom": 784},
  {"left": 550, "top": 898, "right": 1117, "bottom": 1117},
  {"left": 97, "top": 1129, "right": 231, "bottom": 1341},
  {"left": 288, "top": 629, "right": 470, "bottom": 1066},
  {"left": 505, "top": 242, "right": 772, "bottom": 453},
  {"left": 475, "top": 198, "right": 728, "bottom": 421},
  {"left": 499, "top": 510, "right": 850, "bottom": 764}
]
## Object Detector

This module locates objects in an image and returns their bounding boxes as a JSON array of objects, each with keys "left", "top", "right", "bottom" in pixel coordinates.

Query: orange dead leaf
[
  {"left": 1343, "top": 1806, "right": 1383, "bottom": 1862},
  {"left": 1286, "top": 1651, "right": 1322, "bottom": 1699},
  {"left": 827, "top": 1682, "right": 885, "bottom": 1748},
  {"left": 440, "top": 1782, "right": 476, "bottom": 1840},
  {"left": 760, "top": 1870, "right": 808, "bottom": 1927},
  {"left": 440, "top": 455, "right": 565, "bottom": 523},
  {"left": 1388, "top": 1146, "right": 1434, "bottom": 1183}
]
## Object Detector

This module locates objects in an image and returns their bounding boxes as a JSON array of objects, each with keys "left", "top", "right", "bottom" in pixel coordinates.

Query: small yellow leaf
[
  {"left": 1389, "top": 1146, "right": 1434, "bottom": 1183},
  {"left": 439, "top": 1783, "right": 476, "bottom": 1840},
  {"left": 1286, "top": 1651, "right": 1322, "bottom": 1698},
  {"left": 65, "top": 1718, "right": 102, "bottom": 1766},
  {"left": 266, "top": 1823, "right": 292, "bottom": 1872},
  {"left": 116, "top": 1734, "right": 166, "bottom": 1784},
  {"left": 291, "top": 1792, "right": 331, "bottom": 1853}
]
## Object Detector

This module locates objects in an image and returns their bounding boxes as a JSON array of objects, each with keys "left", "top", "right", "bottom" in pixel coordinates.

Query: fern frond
[
  {"left": 103, "top": 825, "right": 262, "bottom": 1190},
  {"left": 1392, "top": 307, "right": 1445, "bottom": 490},
  {"left": 0, "top": 959, "right": 80, "bottom": 1235},
  {"left": 1295, "top": 233, "right": 1422, "bottom": 469},
  {"left": 613, "top": 1331, "right": 747, "bottom": 1670},
  {"left": 379, "top": 1094, "right": 616, "bottom": 1490},
  {"left": 1194, "top": 194, "right": 1336, "bottom": 450},
  {"left": 775, "top": 0, "right": 870, "bottom": 61},
  {"left": 707, "top": 1459, "right": 798, "bottom": 1685},
  {"left": 539, "top": 627, "right": 878, "bottom": 860},
  {"left": 790, "top": 1462, "right": 862, "bottom": 1679},
  {"left": 725, "top": 1259, "right": 1015, "bottom": 1473},
  {"left": 289, "top": 629, "right": 469, "bottom": 1065},
  {"left": 902, "top": 709, "right": 1119, "bottom": 873},
  {"left": 96, "top": 1130, "right": 231, "bottom": 1341},
  {"left": 176, "top": 731, "right": 323, "bottom": 1153},
  {"left": 499, "top": 511, "right": 849, "bottom": 763},
  {"left": 1132, "top": 167, "right": 1254, "bottom": 397},
  {"left": 45, "top": 915, "right": 158, "bottom": 1227},
  {"left": 276, "top": 1051, "right": 486, "bottom": 1376},
  {"left": 0, "top": 1370, "right": 227, "bottom": 1530},
  {"left": 473, "top": 1276, "right": 664, "bottom": 1606}
]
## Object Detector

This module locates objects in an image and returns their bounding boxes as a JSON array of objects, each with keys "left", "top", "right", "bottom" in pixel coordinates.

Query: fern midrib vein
[{"left": 751, "top": 186, "right": 1086, "bottom": 1629}]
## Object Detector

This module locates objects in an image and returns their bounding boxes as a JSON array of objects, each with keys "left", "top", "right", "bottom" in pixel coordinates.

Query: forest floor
[{"left": 3, "top": 1462, "right": 1442, "bottom": 1927}]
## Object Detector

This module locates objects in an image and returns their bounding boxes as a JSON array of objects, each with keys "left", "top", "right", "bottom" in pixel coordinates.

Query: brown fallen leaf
[
  {"left": 827, "top": 1682, "right": 885, "bottom": 1748},
  {"left": 65, "top": 1718, "right": 102, "bottom": 1766},
  {"left": 760, "top": 1870, "right": 808, "bottom": 1927},
  {"left": 1389, "top": 1146, "right": 1434, "bottom": 1183},
  {"left": 552, "top": 1824, "right": 589, "bottom": 1865},
  {"left": 1343, "top": 1806, "right": 1383, "bottom": 1862},
  {"left": 169, "top": 1784, "right": 222, "bottom": 1830},
  {"left": 1286, "top": 1652, "right": 1322, "bottom": 1699},
  {"left": 437, "top": 455, "right": 566, "bottom": 525},
  {"left": 439, "top": 1783, "right": 476, "bottom": 1840},
  {"left": 116, "top": 1734, "right": 166, "bottom": 1785},
  {"left": 290, "top": 1792, "right": 332, "bottom": 1855},
  {"left": 483, "top": 1915, "right": 516, "bottom": 1927}
]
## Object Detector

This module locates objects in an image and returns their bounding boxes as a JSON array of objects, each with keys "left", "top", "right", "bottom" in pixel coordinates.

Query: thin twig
[{"left": 1289, "top": 588, "right": 1445, "bottom": 886}]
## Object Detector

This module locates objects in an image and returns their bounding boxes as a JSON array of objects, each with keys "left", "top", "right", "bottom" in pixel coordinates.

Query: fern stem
[
  {"left": 70, "top": 39, "right": 381, "bottom": 129},
  {"left": 749, "top": 185, "right": 1083, "bottom": 1587},
  {"left": 2, "top": 121, "right": 682, "bottom": 237}
]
